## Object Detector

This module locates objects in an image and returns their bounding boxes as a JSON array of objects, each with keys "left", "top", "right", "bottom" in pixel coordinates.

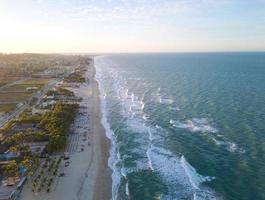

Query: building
[
  {"left": 40, "top": 100, "right": 56, "bottom": 109},
  {"left": 26, "top": 87, "right": 38, "bottom": 92},
  {"left": 43, "top": 94, "right": 55, "bottom": 100}
]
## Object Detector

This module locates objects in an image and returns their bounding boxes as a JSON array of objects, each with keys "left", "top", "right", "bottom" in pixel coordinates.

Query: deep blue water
[{"left": 95, "top": 53, "right": 265, "bottom": 200}]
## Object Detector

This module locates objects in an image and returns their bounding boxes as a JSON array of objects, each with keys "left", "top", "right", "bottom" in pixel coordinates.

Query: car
[
  {"left": 64, "top": 152, "right": 70, "bottom": 160},
  {"left": 65, "top": 161, "right": 70, "bottom": 167},
  {"left": 59, "top": 172, "right": 65, "bottom": 177}
]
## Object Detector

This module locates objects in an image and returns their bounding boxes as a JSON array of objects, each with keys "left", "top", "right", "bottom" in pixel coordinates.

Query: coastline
[
  {"left": 90, "top": 59, "right": 112, "bottom": 200},
  {"left": 19, "top": 59, "right": 112, "bottom": 200}
]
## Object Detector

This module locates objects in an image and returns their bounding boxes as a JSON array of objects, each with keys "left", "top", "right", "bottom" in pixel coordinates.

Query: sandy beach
[{"left": 20, "top": 61, "right": 112, "bottom": 200}]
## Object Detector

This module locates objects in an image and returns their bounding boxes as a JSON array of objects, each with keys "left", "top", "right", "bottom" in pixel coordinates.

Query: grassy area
[
  {"left": 46, "top": 87, "right": 74, "bottom": 97},
  {"left": 0, "top": 92, "right": 32, "bottom": 103},
  {"left": 5, "top": 84, "right": 43, "bottom": 92},
  {"left": 0, "top": 77, "right": 21, "bottom": 87},
  {"left": 22, "top": 78, "right": 53, "bottom": 85},
  {"left": 0, "top": 78, "right": 52, "bottom": 104},
  {"left": 0, "top": 82, "right": 6, "bottom": 87},
  {"left": 0, "top": 103, "right": 17, "bottom": 114},
  {"left": 3, "top": 78, "right": 53, "bottom": 92}
]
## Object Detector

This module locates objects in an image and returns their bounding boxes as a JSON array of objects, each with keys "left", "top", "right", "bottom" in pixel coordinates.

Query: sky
[{"left": 0, "top": 0, "right": 265, "bottom": 53}]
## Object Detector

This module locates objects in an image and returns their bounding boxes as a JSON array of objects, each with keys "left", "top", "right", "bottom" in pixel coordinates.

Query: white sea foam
[
  {"left": 152, "top": 88, "right": 174, "bottom": 105},
  {"left": 95, "top": 61, "right": 121, "bottom": 200},
  {"left": 147, "top": 127, "right": 154, "bottom": 170},
  {"left": 95, "top": 58, "right": 218, "bottom": 200},
  {"left": 152, "top": 87, "right": 162, "bottom": 103},
  {"left": 155, "top": 124, "right": 162, "bottom": 129},
  {"left": 160, "top": 98, "right": 174, "bottom": 105},
  {"left": 149, "top": 145, "right": 217, "bottom": 200},
  {"left": 121, "top": 166, "right": 127, "bottom": 178},
  {"left": 170, "top": 118, "right": 218, "bottom": 133},
  {"left": 120, "top": 93, "right": 217, "bottom": 199},
  {"left": 171, "top": 106, "right": 180, "bottom": 111},
  {"left": 180, "top": 156, "right": 215, "bottom": 187},
  {"left": 125, "top": 181, "right": 130, "bottom": 196},
  {"left": 212, "top": 138, "right": 245, "bottom": 153},
  {"left": 170, "top": 119, "right": 190, "bottom": 129}
]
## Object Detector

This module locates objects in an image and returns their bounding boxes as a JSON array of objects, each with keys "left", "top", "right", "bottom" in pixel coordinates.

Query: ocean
[{"left": 94, "top": 53, "right": 265, "bottom": 200}]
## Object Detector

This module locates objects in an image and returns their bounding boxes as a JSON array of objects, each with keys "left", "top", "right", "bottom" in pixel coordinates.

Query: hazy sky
[{"left": 0, "top": 0, "right": 265, "bottom": 53}]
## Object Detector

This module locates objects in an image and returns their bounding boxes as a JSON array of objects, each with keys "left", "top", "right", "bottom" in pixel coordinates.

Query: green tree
[
  {"left": 39, "top": 102, "right": 78, "bottom": 152},
  {"left": 22, "top": 156, "right": 39, "bottom": 170},
  {"left": 3, "top": 160, "right": 19, "bottom": 177}
]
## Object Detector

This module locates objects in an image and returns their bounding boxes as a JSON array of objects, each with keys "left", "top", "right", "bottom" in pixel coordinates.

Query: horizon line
[{"left": 1, "top": 50, "right": 265, "bottom": 55}]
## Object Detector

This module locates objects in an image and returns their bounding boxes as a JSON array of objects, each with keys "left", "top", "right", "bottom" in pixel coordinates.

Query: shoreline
[
  {"left": 19, "top": 59, "right": 112, "bottom": 200},
  {"left": 90, "top": 59, "right": 112, "bottom": 200}
]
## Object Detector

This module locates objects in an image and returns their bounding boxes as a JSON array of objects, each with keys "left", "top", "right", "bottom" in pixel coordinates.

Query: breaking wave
[{"left": 95, "top": 58, "right": 218, "bottom": 200}]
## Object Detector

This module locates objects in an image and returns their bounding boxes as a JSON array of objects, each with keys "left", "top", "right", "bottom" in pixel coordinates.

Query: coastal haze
[
  {"left": 0, "top": 0, "right": 265, "bottom": 53},
  {"left": 0, "top": 1, "right": 265, "bottom": 200}
]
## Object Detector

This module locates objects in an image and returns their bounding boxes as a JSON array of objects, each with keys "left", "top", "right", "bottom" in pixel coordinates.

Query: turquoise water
[{"left": 95, "top": 53, "right": 265, "bottom": 200}]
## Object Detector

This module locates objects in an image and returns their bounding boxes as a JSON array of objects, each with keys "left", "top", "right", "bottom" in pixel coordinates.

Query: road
[
  {"left": 0, "top": 78, "right": 62, "bottom": 129},
  {"left": 0, "top": 77, "right": 29, "bottom": 91},
  {"left": 0, "top": 64, "right": 77, "bottom": 128}
]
